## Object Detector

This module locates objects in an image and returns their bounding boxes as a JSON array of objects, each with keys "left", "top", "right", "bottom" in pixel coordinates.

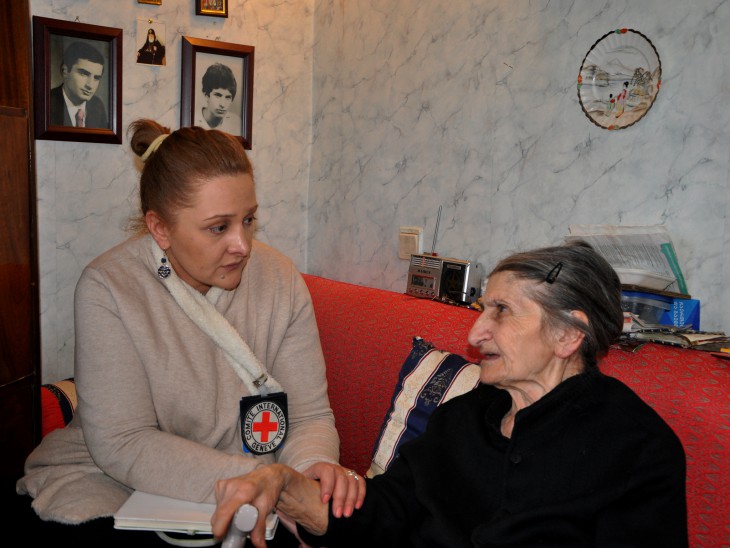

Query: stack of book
[{"left": 567, "top": 224, "right": 701, "bottom": 330}]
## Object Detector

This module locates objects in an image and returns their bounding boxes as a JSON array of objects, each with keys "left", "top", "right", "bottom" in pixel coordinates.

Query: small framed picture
[
  {"left": 136, "top": 20, "right": 167, "bottom": 66},
  {"left": 196, "top": 0, "right": 228, "bottom": 18},
  {"left": 138, "top": 0, "right": 162, "bottom": 5},
  {"left": 32, "top": 16, "right": 123, "bottom": 144},
  {"left": 181, "top": 36, "right": 254, "bottom": 149}
]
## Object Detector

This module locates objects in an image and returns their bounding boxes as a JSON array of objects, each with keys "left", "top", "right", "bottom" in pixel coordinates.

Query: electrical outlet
[{"left": 399, "top": 227, "right": 423, "bottom": 259}]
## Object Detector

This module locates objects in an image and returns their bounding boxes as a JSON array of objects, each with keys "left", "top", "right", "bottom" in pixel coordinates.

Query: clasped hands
[{"left": 211, "top": 462, "right": 366, "bottom": 547}]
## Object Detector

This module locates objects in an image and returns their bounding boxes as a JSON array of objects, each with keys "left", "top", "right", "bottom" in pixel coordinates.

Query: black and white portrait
[
  {"left": 194, "top": 53, "right": 244, "bottom": 136},
  {"left": 181, "top": 36, "right": 254, "bottom": 148},
  {"left": 49, "top": 36, "right": 110, "bottom": 129}
]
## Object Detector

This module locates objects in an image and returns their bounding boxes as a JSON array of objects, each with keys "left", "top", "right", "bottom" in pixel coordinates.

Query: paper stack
[{"left": 566, "top": 224, "right": 689, "bottom": 296}]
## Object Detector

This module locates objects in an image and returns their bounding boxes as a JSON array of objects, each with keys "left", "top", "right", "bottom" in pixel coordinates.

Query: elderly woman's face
[{"left": 468, "top": 271, "right": 562, "bottom": 389}]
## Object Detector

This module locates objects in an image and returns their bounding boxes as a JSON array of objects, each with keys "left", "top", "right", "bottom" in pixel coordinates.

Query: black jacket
[
  {"left": 50, "top": 85, "right": 108, "bottom": 129},
  {"left": 137, "top": 40, "right": 165, "bottom": 65},
  {"left": 301, "top": 370, "right": 687, "bottom": 547}
]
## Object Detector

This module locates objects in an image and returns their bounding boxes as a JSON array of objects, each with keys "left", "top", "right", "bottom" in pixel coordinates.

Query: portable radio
[{"left": 406, "top": 253, "right": 481, "bottom": 304}]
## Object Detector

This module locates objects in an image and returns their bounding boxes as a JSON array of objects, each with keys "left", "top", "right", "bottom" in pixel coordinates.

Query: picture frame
[
  {"left": 32, "top": 16, "right": 123, "bottom": 144},
  {"left": 196, "top": 0, "right": 228, "bottom": 18},
  {"left": 138, "top": 0, "right": 162, "bottom": 5},
  {"left": 181, "top": 36, "right": 254, "bottom": 149}
]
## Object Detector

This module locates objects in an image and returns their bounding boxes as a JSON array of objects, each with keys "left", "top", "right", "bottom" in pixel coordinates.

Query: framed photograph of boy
[
  {"left": 32, "top": 16, "right": 123, "bottom": 144},
  {"left": 195, "top": 0, "right": 228, "bottom": 18},
  {"left": 181, "top": 36, "right": 254, "bottom": 149}
]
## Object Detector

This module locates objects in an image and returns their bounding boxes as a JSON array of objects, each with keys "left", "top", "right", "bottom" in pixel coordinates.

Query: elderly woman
[{"left": 211, "top": 241, "right": 688, "bottom": 547}]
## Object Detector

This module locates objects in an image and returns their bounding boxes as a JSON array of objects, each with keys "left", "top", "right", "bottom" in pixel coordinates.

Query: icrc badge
[{"left": 240, "top": 392, "right": 288, "bottom": 455}]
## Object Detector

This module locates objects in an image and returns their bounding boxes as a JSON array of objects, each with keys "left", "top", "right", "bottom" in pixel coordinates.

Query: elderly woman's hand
[
  {"left": 212, "top": 465, "right": 284, "bottom": 547},
  {"left": 212, "top": 464, "right": 331, "bottom": 547},
  {"left": 302, "top": 462, "right": 367, "bottom": 518}
]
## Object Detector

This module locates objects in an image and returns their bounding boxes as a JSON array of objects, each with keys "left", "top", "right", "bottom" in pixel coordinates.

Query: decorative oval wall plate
[{"left": 577, "top": 29, "right": 661, "bottom": 130}]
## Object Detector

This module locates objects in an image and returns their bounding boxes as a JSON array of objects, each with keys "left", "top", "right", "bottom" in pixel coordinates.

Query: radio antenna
[{"left": 430, "top": 205, "right": 442, "bottom": 255}]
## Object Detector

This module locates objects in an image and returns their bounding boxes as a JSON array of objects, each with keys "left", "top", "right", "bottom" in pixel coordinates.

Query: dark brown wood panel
[
  {"left": 0, "top": 113, "right": 32, "bottom": 268},
  {"left": 0, "top": 379, "right": 37, "bottom": 481},
  {"left": 0, "top": 0, "right": 41, "bottom": 483},
  {"left": 0, "top": 4, "right": 31, "bottom": 109}
]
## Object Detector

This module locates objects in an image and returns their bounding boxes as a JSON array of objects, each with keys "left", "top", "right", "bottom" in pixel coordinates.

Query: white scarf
[{"left": 149, "top": 237, "right": 283, "bottom": 396}]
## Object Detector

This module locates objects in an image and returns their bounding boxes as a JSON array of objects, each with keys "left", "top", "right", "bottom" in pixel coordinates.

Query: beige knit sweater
[{"left": 17, "top": 234, "right": 339, "bottom": 524}]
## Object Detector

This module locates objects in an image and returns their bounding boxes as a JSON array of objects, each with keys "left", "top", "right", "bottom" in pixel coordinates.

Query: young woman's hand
[{"left": 302, "top": 462, "right": 367, "bottom": 518}]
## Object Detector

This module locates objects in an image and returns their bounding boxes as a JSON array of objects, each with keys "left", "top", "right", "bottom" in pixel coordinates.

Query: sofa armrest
[{"left": 41, "top": 378, "right": 76, "bottom": 437}]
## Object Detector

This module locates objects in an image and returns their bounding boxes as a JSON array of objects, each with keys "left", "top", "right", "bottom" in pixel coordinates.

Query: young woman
[{"left": 16, "top": 119, "right": 364, "bottom": 546}]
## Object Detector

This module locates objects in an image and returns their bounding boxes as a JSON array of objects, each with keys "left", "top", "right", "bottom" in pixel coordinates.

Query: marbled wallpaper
[
  {"left": 30, "top": 0, "right": 730, "bottom": 382},
  {"left": 31, "top": 0, "right": 315, "bottom": 381},
  {"left": 309, "top": 0, "right": 730, "bottom": 332}
]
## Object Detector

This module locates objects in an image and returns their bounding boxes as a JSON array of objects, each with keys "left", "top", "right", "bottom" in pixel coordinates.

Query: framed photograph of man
[
  {"left": 196, "top": 0, "right": 228, "bottom": 18},
  {"left": 181, "top": 36, "right": 254, "bottom": 149},
  {"left": 32, "top": 16, "right": 123, "bottom": 144}
]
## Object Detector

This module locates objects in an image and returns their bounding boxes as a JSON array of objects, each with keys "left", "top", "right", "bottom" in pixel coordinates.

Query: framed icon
[{"left": 196, "top": 0, "right": 228, "bottom": 18}]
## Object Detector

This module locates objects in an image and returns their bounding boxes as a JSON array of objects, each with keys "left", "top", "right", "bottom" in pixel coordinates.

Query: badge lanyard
[{"left": 151, "top": 238, "right": 288, "bottom": 454}]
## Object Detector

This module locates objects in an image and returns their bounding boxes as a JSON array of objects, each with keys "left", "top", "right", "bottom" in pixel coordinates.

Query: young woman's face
[{"left": 162, "top": 172, "right": 257, "bottom": 294}]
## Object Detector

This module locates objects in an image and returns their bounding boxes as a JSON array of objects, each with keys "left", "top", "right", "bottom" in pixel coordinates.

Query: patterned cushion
[
  {"left": 303, "top": 274, "right": 481, "bottom": 476},
  {"left": 367, "top": 337, "right": 480, "bottom": 477},
  {"left": 40, "top": 378, "right": 77, "bottom": 437}
]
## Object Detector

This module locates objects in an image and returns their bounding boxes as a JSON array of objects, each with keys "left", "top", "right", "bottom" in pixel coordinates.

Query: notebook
[
  {"left": 114, "top": 490, "right": 278, "bottom": 539},
  {"left": 114, "top": 490, "right": 216, "bottom": 535}
]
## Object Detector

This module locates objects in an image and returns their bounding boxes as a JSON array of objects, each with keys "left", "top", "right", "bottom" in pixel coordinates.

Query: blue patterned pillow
[{"left": 367, "top": 337, "right": 480, "bottom": 477}]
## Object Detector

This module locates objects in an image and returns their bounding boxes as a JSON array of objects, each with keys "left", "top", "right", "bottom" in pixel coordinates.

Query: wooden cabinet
[{"left": 0, "top": 0, "right": 41, "bottom": 482}]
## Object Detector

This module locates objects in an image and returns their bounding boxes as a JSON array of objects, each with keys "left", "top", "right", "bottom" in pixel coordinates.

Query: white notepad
[
  {"left": 114, "top": 490, "right": 279, "bottom": 539},
  {"left": 114, "top": 490, "right": 217, "bottom": 535}
]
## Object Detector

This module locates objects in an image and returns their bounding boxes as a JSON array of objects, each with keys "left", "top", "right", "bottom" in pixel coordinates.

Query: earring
[{"left": 157, "top": 256, "right": 171, "bottom": 279}]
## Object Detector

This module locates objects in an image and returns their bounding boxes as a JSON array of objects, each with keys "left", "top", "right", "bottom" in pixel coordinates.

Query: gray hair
[{"left": 489, "top": 240, "right": 623, "bottom": 368}]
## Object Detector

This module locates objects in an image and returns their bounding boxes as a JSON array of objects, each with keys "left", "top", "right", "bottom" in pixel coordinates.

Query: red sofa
[
  {"left": 303, "top": 274, "right": 730, "bottom": 548},
  {"left": 40, "top": 274, "right": 730, "bottom": 546}
]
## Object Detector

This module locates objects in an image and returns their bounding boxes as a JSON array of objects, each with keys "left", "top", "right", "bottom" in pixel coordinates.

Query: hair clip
[{"left": 545, "top": 262, "right": 563, "bottom": 284}]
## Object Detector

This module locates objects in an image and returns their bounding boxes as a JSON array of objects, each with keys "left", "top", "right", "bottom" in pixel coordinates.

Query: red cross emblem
[
  {"left": 241, "top": 395, "right": 288, "bottom": 455},
  {"left": 252, "top": 411, "right": 279, "bottom": 443}
]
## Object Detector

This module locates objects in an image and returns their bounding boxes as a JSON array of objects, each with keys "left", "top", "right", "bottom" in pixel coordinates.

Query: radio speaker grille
[{"left": 410, "top": 255, "right": 441, "bottom": 269}]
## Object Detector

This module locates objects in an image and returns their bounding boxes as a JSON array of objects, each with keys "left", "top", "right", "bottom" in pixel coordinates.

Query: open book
[{"left": 114, "top": 490, "right": 278, "bottom": 539}]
